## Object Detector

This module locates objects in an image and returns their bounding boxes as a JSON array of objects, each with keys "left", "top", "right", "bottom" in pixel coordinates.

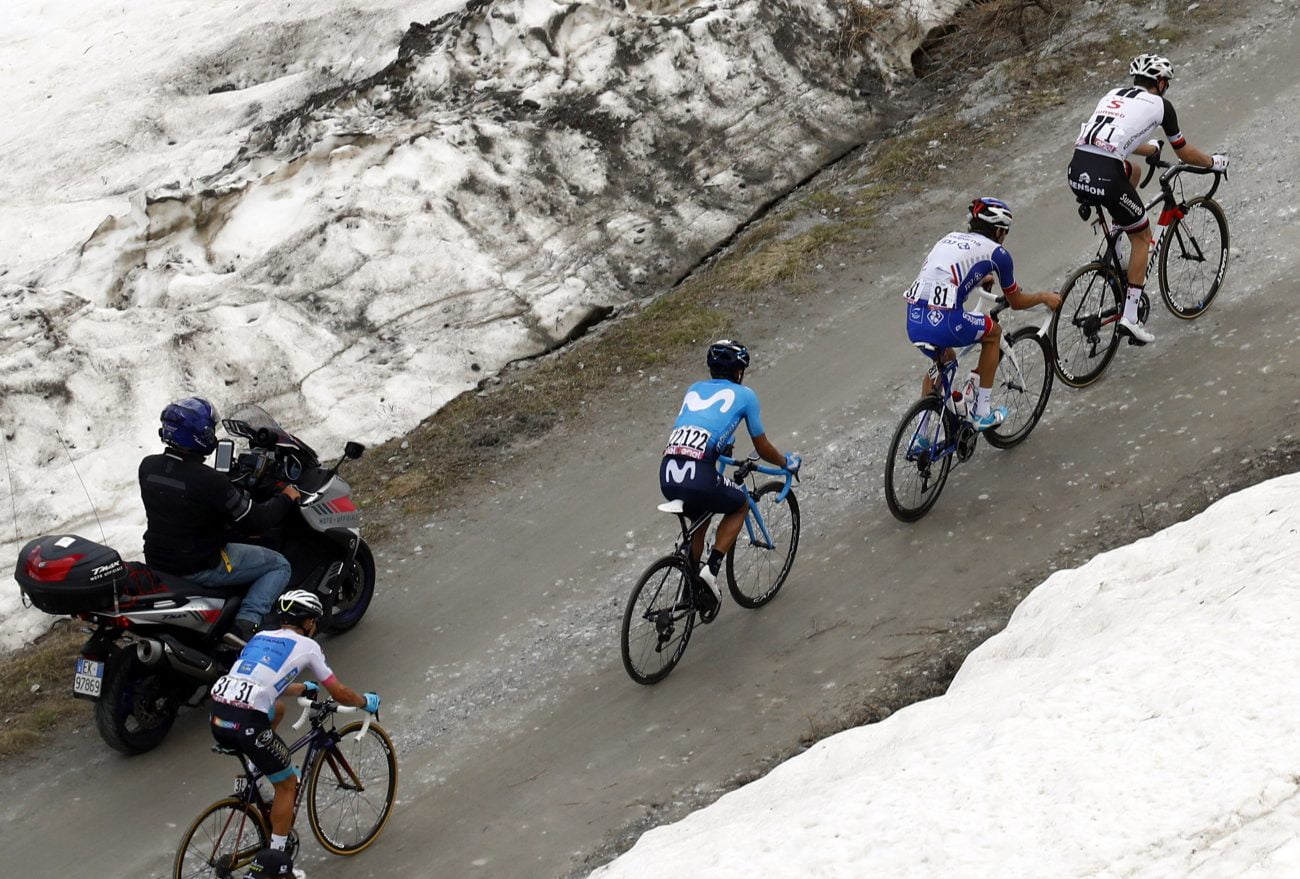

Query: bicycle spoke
[{"left": 1159, "top": 197, "right": 1228, "bottom": 319}]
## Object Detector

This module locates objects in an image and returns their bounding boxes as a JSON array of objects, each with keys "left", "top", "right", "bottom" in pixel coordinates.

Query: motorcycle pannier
[{"left": 13, "top": 535, "right": 126, "bottom": 615}]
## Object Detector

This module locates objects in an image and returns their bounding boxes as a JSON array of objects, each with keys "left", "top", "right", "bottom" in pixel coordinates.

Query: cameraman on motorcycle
[{"left": 139, "top": 397, "right": 301, "bottom": 642}]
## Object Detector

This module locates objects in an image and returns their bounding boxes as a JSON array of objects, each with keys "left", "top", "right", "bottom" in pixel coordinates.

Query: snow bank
[{"left": 592, "top": 471, "right": 1300, "bottom": 877}]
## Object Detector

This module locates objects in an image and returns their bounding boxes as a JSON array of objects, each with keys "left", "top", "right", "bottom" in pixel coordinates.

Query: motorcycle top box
[{"left": 14, "top": 534, "right": 126, "bottom": 615}]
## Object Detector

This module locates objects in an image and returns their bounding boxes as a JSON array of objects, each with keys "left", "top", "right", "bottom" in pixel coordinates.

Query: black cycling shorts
[
  {"left": 659, "top": 455, "right": 747, "bottom": 518},
  {"left": 210, "top": 703, "right": 296, "bottom": 783},
  {"left": 1067, "top": 150, "right": 1148, "bottom": 232}
]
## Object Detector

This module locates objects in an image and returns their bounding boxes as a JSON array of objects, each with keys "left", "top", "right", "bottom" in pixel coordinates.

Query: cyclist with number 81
[
  {"left": 905, "top": 198, "right": 1061, "bottom": 433},
  {"left": 208, "top": 590, "right": 380, "bottom": 875}
]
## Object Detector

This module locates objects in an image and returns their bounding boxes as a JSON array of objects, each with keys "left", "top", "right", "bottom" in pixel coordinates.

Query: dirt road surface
[{"left": 2, "top": 4, "right": 1297, "bottom": 877}]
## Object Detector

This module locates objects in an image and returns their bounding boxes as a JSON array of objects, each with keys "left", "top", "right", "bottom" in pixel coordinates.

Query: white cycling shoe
[
  {"left": 1118, "top": 316, "right": 1155, "bottom": 345},
  {"left": 969, "top": 406, "right": 1007, "bottom": 432}
]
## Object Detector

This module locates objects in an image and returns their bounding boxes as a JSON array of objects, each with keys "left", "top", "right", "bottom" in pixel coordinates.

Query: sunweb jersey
[
  {"left": 664, "top": 379, "right": 765, "bottom": 462},
  {"left": 1075, "top": 87, "right": 1186, "bottom": 159}
]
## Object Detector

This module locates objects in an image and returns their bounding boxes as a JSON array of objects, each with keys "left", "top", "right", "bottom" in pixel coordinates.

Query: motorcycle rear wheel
[{"left": 95, "top": 649, "right": 180, "bottom": 754}]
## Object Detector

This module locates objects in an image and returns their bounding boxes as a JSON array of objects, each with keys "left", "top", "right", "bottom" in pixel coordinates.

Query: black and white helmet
[
  {"left": 1130, "top": 53, "right": 1173, "bottom": 81},
  {"left": 706, "top": 340, "right": 750, "bottom": 378},
  {"left": 277, "top": 589, "right": 323, "bottom": 621},
  {"left": 969, "top": 197, "right": 1013, "bottom": 231}
]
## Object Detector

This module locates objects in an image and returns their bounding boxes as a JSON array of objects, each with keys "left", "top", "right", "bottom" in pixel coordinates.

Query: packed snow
[
  {"left": 592, "top": 471, "right": 1300, "bottom": 878},
  {"left": 0, "top": 0, "right": 961, "bottom": 651}
]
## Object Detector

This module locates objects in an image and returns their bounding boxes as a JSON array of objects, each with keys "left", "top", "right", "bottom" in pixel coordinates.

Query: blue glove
[
  {"left": 363, "top": 692, "right": 381, "bottom": 714},
  {"left": 784, "top": 452, "right": 802, "bottom": 474},
  {"left": 301, "top": 681, "right": 319, "bottom": 700}
]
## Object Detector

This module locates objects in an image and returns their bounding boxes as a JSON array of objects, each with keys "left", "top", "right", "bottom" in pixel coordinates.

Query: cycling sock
[
  {"left": 975, "top": 386, "right": 992, "bottom": 417},
  {"left": 1125, "top": 284, "right": 1144, "bottom": 323},
  {"left": 706, "top": 548, "right": 724, "bottom": 575},
  {"left": 271, "top": 834, "right": 288, "bottom": 851}
]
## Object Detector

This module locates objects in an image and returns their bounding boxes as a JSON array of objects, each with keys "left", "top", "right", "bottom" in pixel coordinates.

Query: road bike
[
  {"left": 173, "top": 698, "right": 397, "bottom": 878},
  {"left": 620, "top": 455, "right": 799, "bottom": 685},
  {"left": 884, "top": 294, "right": 1054, "bottom": 523},
  {"left": 1051, "top": 156, "right": 1229, "bottom": 387}
]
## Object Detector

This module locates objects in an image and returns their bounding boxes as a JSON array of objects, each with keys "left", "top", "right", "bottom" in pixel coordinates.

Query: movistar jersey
[
  {"left": 905, "top": 231, "right": 1019, "bottom": 314},
  {"left": 1075, "top": 87, "right": 1185, "bottom": 159},
  {"left": 664, "top": 379, "right": 765, "bottom": 461},
  {"left": 210, "top": 628, "right": 335, "bottom": 716}
]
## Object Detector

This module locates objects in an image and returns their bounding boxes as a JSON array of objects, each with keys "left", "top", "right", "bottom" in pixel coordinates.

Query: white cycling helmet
[
  {"left": 1130, "top": 53, "right": 1173, "bottom": 81},
  {"left": 277, "top": 589, "right": 323, "bottom": 620},
  {"left": 969, "top": 197, "right": 1013, "bottom": 230}
]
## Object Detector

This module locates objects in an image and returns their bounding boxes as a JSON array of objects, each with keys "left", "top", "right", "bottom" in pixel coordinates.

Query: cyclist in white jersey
[
  {"left": 1067, "top": 53, "right": 1228, "bottom": 344},
  {"left": 209, "top": 590, "right": 379, "bottom": 870},
  {"left": 905, "top": 198, "right": 1060, "bottom": 430}
]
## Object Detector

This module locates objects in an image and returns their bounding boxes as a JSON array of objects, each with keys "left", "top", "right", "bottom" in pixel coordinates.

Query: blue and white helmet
[{"left": 969, "top": 197, "right": 1013, "bottom": 230}]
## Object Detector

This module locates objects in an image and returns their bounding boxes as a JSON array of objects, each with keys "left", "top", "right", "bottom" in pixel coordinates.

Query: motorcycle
[{"left": 12, "top": 406, "right": 375, "bottom": 754}]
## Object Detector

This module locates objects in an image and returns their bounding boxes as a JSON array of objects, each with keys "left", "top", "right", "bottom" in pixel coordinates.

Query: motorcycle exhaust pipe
[
  {"left": 158, "top": 635, "right": 222, "bottom": 682},
  {"left": 135, "top": 638, "right": 166, "bottom": 666}
]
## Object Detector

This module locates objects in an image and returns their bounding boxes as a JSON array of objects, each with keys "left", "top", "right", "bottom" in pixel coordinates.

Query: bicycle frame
[{"left": 716, "top": 455, "right": 795, "bottom": 551}]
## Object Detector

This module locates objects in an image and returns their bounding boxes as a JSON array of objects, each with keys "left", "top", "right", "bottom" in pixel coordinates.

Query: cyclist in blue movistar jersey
[
  {"left": 660, "top": 340, "right": 800, "bottom": 619},
  {"left": 209, "top": 590, "right": 379, "bottom": 874},
  {"left": 905, "top": 198, "right": 1061, "bottom": 430},
  {"left": 1067, "top": 53, "right": 1228, "bottom": 344}
]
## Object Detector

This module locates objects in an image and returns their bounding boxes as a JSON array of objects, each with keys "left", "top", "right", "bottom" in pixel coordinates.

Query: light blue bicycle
[{"left": 620, "top": 454, "right": 800, "bottom": 685}]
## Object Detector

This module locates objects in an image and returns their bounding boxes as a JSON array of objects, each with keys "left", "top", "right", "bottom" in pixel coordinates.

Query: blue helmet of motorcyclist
[{"left": 159, "top": 397, "right": 220, "bottom": 457}]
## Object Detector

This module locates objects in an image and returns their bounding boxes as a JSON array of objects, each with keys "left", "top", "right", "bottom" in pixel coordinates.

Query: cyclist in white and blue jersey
[
  {"left": 660, "top": 340, "right": 800, "bottom": 619},
  {"left": 906, "top": 198, "right": 1060, "bottom": 430}
]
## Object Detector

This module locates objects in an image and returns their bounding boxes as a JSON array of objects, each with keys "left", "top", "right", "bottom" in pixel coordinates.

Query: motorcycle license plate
[{"left": 73, "top": 658, "right": 104, "bottom": 700}]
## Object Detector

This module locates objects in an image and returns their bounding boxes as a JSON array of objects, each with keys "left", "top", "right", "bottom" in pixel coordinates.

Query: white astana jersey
[
  {"left": 210, "top": 628, "right": 335, "bottom": 715},
  {"left": 1075, "top": 86, "right": 1186, "bottom": 159}
]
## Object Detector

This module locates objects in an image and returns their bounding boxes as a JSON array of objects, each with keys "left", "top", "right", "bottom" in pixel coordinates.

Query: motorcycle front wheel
[{"left": 326, "top": 540, "right": 376, "bottom": 633}]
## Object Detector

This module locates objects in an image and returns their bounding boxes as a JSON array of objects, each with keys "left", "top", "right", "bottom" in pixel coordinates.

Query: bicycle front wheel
[
  {"left": 307, "top": 720, "right": 399, "bottom": 855},
  {"left": 173, "top": 798, "right": 269, "bottom": 879},
  {"left": 726, "top": 483, "right": 800, "bottom": 608},
  {"left": 986, "top": 326, "right": 1053, "bottom": 449},
  {"left": 1051, "top": 261, "right": 1123, "bottom": 388},
  {"left": 620, "top": 556, "right": 695, "bottom": 685},
  {"left": 1159, "top": 196, "right": 1229, "bottom": 318},
  {"left": 884, "top": 395, "right": 952, "bottom": 523}
]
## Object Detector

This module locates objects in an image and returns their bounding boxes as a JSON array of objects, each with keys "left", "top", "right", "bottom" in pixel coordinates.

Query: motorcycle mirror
[
  {"left": 213, "top": 440, "right": 235, "bottom": 473},
  {"left": 343, "top": 441, "right": 365, "bottom": 460}
]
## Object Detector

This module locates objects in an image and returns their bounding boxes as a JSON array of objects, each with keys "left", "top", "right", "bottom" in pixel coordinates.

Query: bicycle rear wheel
[
  {"left": 1159, "top": 196, "right": 1229, "bottom": 318},
  {"left": 986, "top": 326, "right": 1053, "bottom": 449},
  {"left": 726, "top": 483, "right": 800, "bottom": 608},
  {"left": 620, "top": 556, "right": 695, "bottom": 685},
  {"left": 173, "top": 798, "right": 269, "bottom": 879},
  {"left": 307, "top": 720, "right": 398, "bottom": 855},
  {"left": 1051, "top": 261, "right": 1123, "bottom": 388},
  {"left": 884, "top": 395, "right": 952, "bottom": 523}
]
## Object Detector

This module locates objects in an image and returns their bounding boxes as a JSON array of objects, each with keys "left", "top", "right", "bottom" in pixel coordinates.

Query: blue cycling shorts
[
  {"left": 659, "top": 455, "right": 746, "bottom": 517},
  {"left": 906, "top": 303, "right": 991, "bottom": 349}
]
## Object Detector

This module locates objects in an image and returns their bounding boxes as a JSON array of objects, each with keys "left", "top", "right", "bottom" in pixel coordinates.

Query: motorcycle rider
[
  {"left": 139, "top": 396, "right": 300, "bottom": 642},
  {"left": 211, "top": 590, "right": 380, "bottom": 873}
]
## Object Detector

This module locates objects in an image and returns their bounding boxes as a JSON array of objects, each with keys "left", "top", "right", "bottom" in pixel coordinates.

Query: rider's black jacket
[{"left": 139, "top": 451, "right": 294, "bottom": 575}]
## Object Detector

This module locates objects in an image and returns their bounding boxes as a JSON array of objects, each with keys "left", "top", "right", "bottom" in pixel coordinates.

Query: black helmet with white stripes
[{"left": 707, "top": 340, "right": 750, "bottom": 379}]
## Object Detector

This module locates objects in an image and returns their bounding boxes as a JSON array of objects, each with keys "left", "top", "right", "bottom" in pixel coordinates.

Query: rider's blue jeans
[{"left": 187, "top": 543, "right": 292, "bottom": 625}]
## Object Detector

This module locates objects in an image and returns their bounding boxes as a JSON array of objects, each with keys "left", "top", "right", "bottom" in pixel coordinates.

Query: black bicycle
[
  {"left": 173, "top": 698, "right": 398, "bottom": 878},
  {"left": 884, "top": 294, "right": 1054, "bottom": 522},
  {"left": 1052, "top": 154, "right": 1229, "bottom": 387},
  {"left": 620, "top": 454, "right": 799, "bottom": 685}
]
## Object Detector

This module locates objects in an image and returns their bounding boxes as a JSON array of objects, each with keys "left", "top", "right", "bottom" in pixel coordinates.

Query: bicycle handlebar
[
  {"left": 292, "top": 696, "right": 374, "bottom": 741},
  {"left": 717, "top": 454, "right": 797, "bottom": 503}
]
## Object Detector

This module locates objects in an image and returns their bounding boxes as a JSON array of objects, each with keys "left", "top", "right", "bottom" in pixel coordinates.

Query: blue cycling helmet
[
  {"left": 159, "top": 396, "right": 219, "bottom": 455},
  {"left": 707, "top": 340, "right": 750, "bottom": 379},
  {"left": 969, "top": 197, "right": 1013, "bottom": 230},
  {"left": 247, "top": 848, "right": 294, "bottom": 877}
]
